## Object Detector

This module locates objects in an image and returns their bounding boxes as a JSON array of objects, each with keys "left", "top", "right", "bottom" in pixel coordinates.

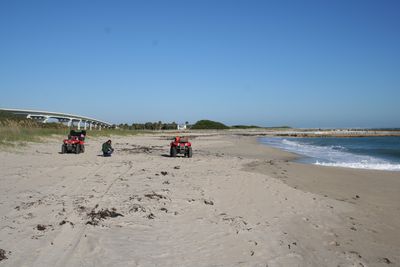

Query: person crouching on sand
[{"left": 102, "top": 140, "right": 114, "bottom": 157}]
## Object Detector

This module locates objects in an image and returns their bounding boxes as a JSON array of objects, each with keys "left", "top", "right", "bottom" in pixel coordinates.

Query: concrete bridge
[{"left": 0, "top": 108, "right": 112, "bottom": 130}]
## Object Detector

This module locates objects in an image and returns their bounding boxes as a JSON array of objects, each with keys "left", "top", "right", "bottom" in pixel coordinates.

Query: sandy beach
[{"left": 0, "top": 133, "right": 399, "bottom": 266}]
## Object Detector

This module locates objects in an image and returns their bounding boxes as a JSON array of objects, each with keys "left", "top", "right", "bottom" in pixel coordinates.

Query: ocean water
[{"left": 259, "top": 136, "right": 400, "bottom": 171}]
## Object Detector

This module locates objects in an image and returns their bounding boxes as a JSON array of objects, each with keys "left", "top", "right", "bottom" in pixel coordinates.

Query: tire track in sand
[{"left": 28, "top": 161, "right": 134, "bottom": 267}]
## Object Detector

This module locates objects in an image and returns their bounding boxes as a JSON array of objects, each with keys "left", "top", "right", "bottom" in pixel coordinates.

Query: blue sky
[{"left": 1, "top": 0, "right": 399, "bottom": 128}]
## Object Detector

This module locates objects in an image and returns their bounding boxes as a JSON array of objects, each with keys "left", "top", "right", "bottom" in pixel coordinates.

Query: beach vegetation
[
  {"left": 118, "top": 122, "right": 178, "bottom": 130},
  {"left": 0, "top": 112, "right": 141, "bottom": 146},
  {"left": 231, "top": 125, "right": 261, "bottom": 129},
  {"left": 191, "top": 120, "right": 229, "bottom": 130}
]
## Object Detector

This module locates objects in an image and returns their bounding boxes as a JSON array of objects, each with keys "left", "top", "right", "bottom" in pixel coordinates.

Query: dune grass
[
  {"left": 0, "top": 127, "right": 67, "bottom": 146},
  {"left": 0, "top": 126, "right": 143, "bottom": 147}
]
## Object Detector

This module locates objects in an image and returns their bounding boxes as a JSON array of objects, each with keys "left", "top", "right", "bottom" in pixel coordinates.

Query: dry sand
[{"left": 0, "top": 133, "right": 399, "bottom": 266}]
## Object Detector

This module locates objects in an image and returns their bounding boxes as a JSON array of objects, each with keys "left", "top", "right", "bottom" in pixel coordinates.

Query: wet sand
[
  {"left": 0, "top": 133, "right": 399, "bottom": 266},
  {"left": 224, "top": 136, "right": 400, "bottom": 266}
]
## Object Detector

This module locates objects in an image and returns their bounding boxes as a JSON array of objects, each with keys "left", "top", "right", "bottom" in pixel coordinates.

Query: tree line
[{"left": 115, "top": 121, "right": 188, "bottom": 130}]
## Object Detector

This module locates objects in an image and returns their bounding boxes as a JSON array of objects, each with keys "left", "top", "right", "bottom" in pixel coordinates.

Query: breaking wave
[{"left": 259, "top": 137, "right": 400, "bottom": 171}]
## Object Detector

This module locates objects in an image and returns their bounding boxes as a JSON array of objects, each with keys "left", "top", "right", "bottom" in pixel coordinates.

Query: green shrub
[
  {"left": 191, "top": 120, "right": 229, "bottom": 130},
  {"left": 231, "top": 125, "right": 261, "bottom": 129}
]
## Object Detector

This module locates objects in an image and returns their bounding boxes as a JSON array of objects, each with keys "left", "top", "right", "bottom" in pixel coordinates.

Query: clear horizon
[{"left": 1, "top": 0, "right": 399, "bottom": 128}]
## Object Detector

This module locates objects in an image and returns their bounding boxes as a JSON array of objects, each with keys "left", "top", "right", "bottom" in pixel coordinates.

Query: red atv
[
  {"left": 61, "top": 130, "right": 86, "bottom": 154},
  {"left": 170, "top": 136, "right": 192, "bottom": 158}
]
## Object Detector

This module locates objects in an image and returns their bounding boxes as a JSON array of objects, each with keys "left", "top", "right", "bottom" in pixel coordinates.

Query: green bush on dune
[{"left": 191, "top": 120, "right": 229, "bottom": 130}]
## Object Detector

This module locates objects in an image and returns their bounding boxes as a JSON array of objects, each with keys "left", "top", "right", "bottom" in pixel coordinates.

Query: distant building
[{"left": 177, "top": 124, "right": 187, "bottom": 130}]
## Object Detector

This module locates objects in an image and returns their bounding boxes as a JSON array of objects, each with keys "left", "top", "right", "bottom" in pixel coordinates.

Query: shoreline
[
  {"left": 226, "top": 128, "right": 400, "bottom": 138},
  {"left": 256, "top": 135, "right": 400, "bottom": 172},
  {"left": 0, "top": 133, "right": 399, "bottom": 266},
  {"left": 217, "top": 135, "right": 400, "bottom": 265}
]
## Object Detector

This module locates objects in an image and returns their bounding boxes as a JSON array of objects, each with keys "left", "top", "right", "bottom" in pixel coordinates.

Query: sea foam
[
  {"left": 259, "top": 137, "right": 400, "bottom": 171},
  {"left": 315, "top": 161, "right": 400, "bottom": 171}
]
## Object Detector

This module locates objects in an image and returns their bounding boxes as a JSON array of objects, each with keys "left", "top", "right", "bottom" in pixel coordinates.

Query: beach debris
[
  {"left": 348, "top": 250, "right": 362, "bottom": 259},
  {"left": 144, "top": 192, "right": 167, "bottom": 200},
  {"left": 129, "top": 195, "right": 142, "bottom": 202},
  {"left": 130, "top": 204, "right": 146, "bottom": 213},
  {"left": 120, "top": 145, "right": 163, "bottom": 154},
  {"left": 249, "top": 240, "right": 258, "bottom": 246},
  {"left": 86, "top": 208, "right": 123, "bottom": 226},
  {"left": 0, "top": 249, "right": 9, "bottom": 261},
  {"left": 287, "top": 242, "right": 297, "bottom": 249},
  {"left": 250, "top": 250, "right": 255, "bottom": 256},
  {"left": 160, "top": 207, "right": 168, "bottom": 213},
  {"left": 204, "top": 199, "right": 214, "bottom": 205},
  {"left": 162, "top": 180, "right": 170, "bottom": 185},
  {"left": 147, "top": 213, "right": 155, "bottom": 219},
  {"left": 16, "top": 199, "right": 44, "bottom": 210},
  {"left": 23, "top": 212, "right": 34, "bottom": 220},
  {"left": 161, "top": 171, "right": 168, "bottom": 176},
  {"left": 36, "top": 224, "right": 47, "bottom": 231},
  {"left": 220, "top": 215, "right": 251, "bottom": 233},
  {"left": 350, "top": 226, "right": 357, "bottom": 231},
  {"left": 59, "top": 220, "right": 74, "bottom": 226},
  {"left": 378, "top": 257, "right": 392, "bottom": 264},
  {"left": 329, "top": 241, "right": 340, "bottom": 246},
  {"left": 174, "top": 166, "right": 180, "bottom": 169}
]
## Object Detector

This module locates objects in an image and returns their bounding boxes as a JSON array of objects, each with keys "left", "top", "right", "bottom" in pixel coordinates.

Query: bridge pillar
[
  {"left": 67, "top": 118, "right": 72, "bottom": 127},
  {"left": 43, "top": 116, "right": 50, "bottom": 123},
  {"left": 77, "top": 119, "right": 82, "bottom": 130},
  {"left": 84, "top": 121, "right": 87, "bottom": 130}
]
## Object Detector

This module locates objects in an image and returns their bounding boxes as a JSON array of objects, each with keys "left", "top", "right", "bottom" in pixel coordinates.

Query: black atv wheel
[
  {"left": 187, "top": 147, "right": 193, "bottom": 158},
  {"left": 75, "top": 144, "right": 80, "bottom": 154},
  {"left": 170, "top": 147, "right": 177, "bottom": 157},
  {"left": 80, "top": 144, "right": 85, "bottom": 153},
  {"left": 61, "top": 145, "right": 66, "bottom": 154}
]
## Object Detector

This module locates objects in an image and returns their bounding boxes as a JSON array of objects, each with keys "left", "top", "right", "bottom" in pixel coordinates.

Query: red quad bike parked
[
  {"left": 170, "top": 136, "right": 192, "bottom": 158},
  {"left": 61, "top": 130, "right": 86, "bottom": 154}
]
